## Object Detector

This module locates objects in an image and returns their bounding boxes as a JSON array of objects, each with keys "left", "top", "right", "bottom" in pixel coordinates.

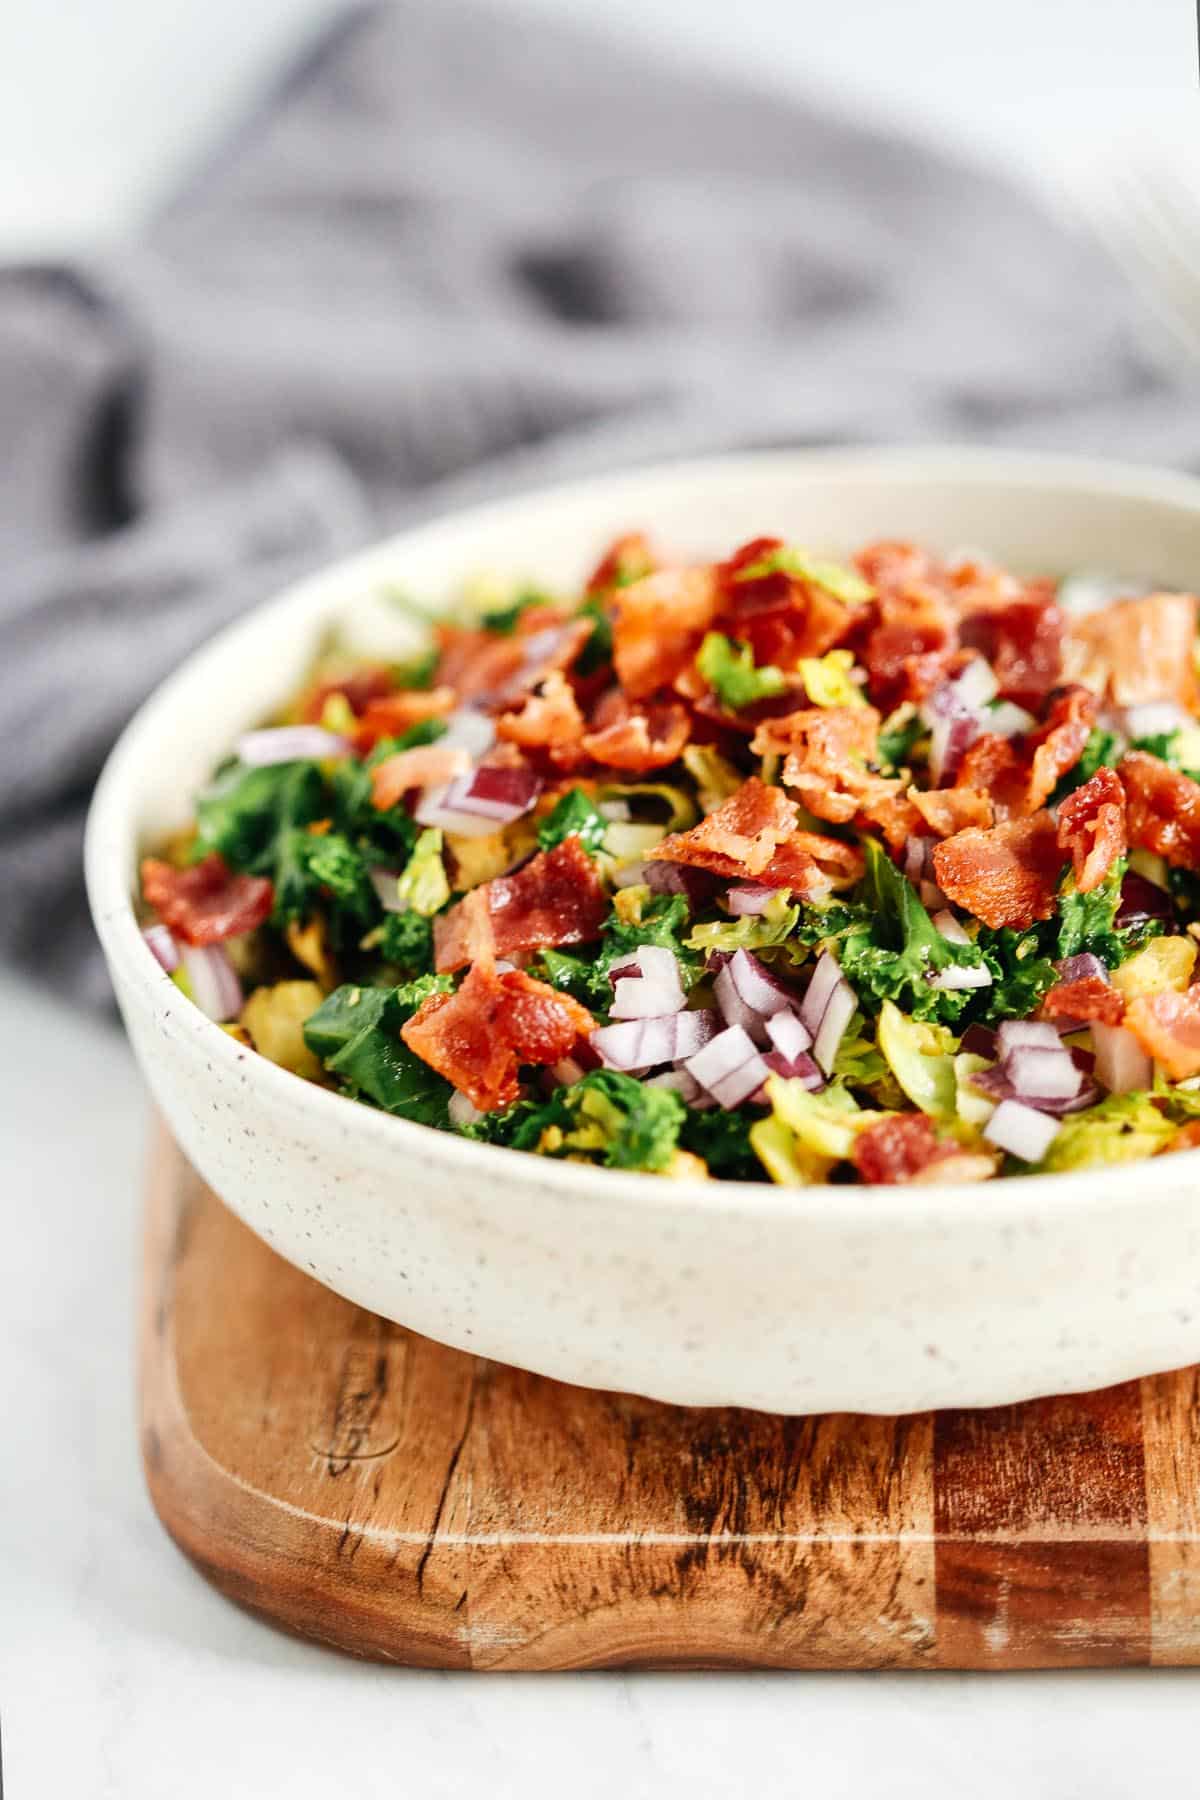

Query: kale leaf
[
  {"left": 536, "top": 787, "right": 609, "bottom": 856},
  {"left": 695, "top": 632, "right": 786, "bottom": 711},
  {"left": 303, "top": 981, "right": 452, "bottom": 1126}
]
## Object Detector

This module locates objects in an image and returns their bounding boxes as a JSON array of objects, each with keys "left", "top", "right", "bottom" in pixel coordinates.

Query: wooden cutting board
[{"left": 142, "top": 1127, "right": 1200, "bottom": 1670}]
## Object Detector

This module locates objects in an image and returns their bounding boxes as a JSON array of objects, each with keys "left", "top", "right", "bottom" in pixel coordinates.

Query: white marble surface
[
  {"left": 4, "top": 0, "right": 1200, "bottom": 1790},
  {"left": 3, "top": 965, "right": 1200, "bottom": 1794}
]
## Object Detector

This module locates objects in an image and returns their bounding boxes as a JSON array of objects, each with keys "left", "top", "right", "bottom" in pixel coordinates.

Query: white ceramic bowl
[{"left": 87, "top": 448, "right": 1200, "bottom": 1414}]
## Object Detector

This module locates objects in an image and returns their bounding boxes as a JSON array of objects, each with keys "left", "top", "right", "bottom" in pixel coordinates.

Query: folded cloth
[{"left": 1, "top": 0, "right": 1196, "bottom": 998}]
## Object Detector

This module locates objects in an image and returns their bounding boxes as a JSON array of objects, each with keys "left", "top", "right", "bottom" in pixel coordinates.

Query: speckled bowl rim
[{"left": 86, "top": 443, "right": 1200, "bottom": 1226}]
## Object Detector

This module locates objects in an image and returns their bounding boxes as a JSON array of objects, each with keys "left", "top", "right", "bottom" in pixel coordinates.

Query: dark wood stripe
[{"left": 933, "top": 1384, "right": 1151, "bottom": 1667}]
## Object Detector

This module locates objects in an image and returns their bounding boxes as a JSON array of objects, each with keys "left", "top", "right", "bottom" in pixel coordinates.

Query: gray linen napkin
[{"left": 2, "top": 0, "right": 1196, "bottom": 998}]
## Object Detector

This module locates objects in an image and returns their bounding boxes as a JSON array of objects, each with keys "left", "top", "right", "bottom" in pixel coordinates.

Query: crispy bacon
[
  {"left": 496, "top": 672, "right": 587, "bottom": 769},
  {"left": 611, "top": 567, "right": 717, "bottom": 700},
  {"left": 369, "top": 744, "right": 471, "bottom": 809},
  {"left": 953, "top": 734, "right": 1026, "bottom": 822},
  {"left": 854, "top": 540, "right": 944, "bottom": 598},
  {"left": 862, "top": 585, "right": 960, "bottom": 710},
  {"left": 433, "top": 836, "right": 608, "bottom": 973},
  {"left": 581, "top": 696, "right": 691, "bottom": 772},
  {"left": 931, "top": 812, "right": 1066, "bottom": 930},
  {"left": 910, "top": 785, "right": 993, "bottom": 836},
  {"left": 1041, "top": 977, "right": 1125, "bottom": 1026},
  {"left": 1119, "top": 751, "right": 1200, "bottom": 870},
  {"left": 434, "top": 625, "right": 527, "bottom": 702},
  {"left": 1064, "top": 591, "right": 1199, "bottom": 711},
  {"left": 141, "top": 853, "right": 273, "bottom": 946},
  {"left": 751, "top": 704, "right": 915, "bottom": 847},
  {"left": 355, "top": 686, "right": 457, "bottom": 751},
  {"left": 651, "top": 776, "right": 798, "bottom": 880},
  {"left": 957, "top": 584, "right": 1064, "bottom": 708},
  {"left": 402, "top": 963, "right": 594, "bottom": 1111},
  {"left": 585, "top": 531, "right": 657, "bottom": 595},
  {"left": 851, "top": 1114, "right": 959, "bottom": 1185},
  {"left": 1024, "top": 685, "right": 1097, "bottom": 811},
  {"left": 758, "top": 830, "right": 866, "bottom": 894},
  {"left": 300, "top": 664, "right": 394, "bottom": 724},
  {"left": 1056, "top": 766, "right": 1127, "bottom": 893},
  {"left": 1168, "top": 1121, "right": 1200, "bottom": 1154},
  {"left": 1124, "top": 987, "right": 1200, "bottom": 1083},
  {"left": 716, "top": 537, "right": 857, "bottom": 669}
]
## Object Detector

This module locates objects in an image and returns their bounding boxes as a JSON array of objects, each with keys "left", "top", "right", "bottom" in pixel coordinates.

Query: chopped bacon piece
[
  {"left": 402, "top": 963, "right": 594, "bottom": 1111},
  {"left": 651, "top": 776, "right": 798, "bottom": 880},
  {"left": 581, "top": 696, "right": 691, "bottom": 772},
  {"left": 435, "top": 614, "right": 590, "bottom": 705},
  {"left": 433, "top": 836, "right": 608, "bottom": 973},
  {"left": 1064, "top": 592, "right": 1199, "bottom": 711},
  {"left": 1023, "top": 685, "right": 1097, "bottom": 811},
  {"left": 354, "top": 686, "right": 457, "bottom": 750},
  {"left": 1119, "top": 751, "right": 1200, "bottom": 870},
  {"left": 931, "top": 812, "right": 1066, "bottom": 930},
  {"left": 1168, "top": 1121, "right": 1200, "bottom": 1154},
  {"left": 862, "top": 585, "right": 960, "bottom": 710},
  {"left": 369, "top": 744, "right": 471, "bottom": 809},
  {"left": 854, "top": 540, "right": 945, "bottom": 598},
  {"left": 752, "top": 705, "right": 915, "bottom": 846},
  {"left": 716, "top": 537, "right": 857, "bottom": 669},
  {"left": 141, "top": 853, "right": 273, "bottom": 946},
  {"left": 611, "top": 567, "right": 717, "bottom": 700},
  {"left": 1125, "top": 987, "right": 1200, "bottom": 1082},
  {"left": 1041, "top": 977, "right": 1125, "bottom": 1026},
  {"left": 910, "top": 785, "right": 993, "bottom": 836},
  {"left": 496, "top": 672, "right": 587, "bottom": 769},
  {"left": 958, "top": 585, "right": 1065, "bottom": 708},
  {"left": 851, "top": 1114, "right": 960, "bottom": 1185},
  {"left": 757, "top": 830, "right": 866, "bottom": 895},
  {"left": 585, "top": 531, "right": 657, "bottom": 595},
  {"left": 953, "top": 733, "right": 1026, "bottom": 822},
  {"left": 1056, "top": 766, "right": 1127, "bottom": 893},
  {"left": 300, "top": 664, "right": 394, "bottom": 724}
]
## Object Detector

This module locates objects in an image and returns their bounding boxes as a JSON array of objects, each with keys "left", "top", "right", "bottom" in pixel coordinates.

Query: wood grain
[{"left": 141, "top": 1127, "right": 1200, "bottom": 1669}]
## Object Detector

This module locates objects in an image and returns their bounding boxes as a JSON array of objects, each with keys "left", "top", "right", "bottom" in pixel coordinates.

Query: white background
[{"left": 2, "top": 2, "right": 1200, "bottom": 1796}]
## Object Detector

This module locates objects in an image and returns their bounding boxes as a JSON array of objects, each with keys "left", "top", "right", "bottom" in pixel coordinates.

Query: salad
[{"left": 138, "top": 531, "right": 1200, "bottom": 1185}]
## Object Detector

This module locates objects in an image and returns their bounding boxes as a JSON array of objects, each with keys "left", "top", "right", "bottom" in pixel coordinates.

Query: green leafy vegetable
[
  {"left": 1029, "top": 1092, "right": 1175, "bottom": 1173},
  {"left": 537, "top": 788, "right": 609, "bottom": 856},
  {"left": 976, "top": 926, "right": 1058, "bottom": 1024},
  {"left": 1056, "top": 858, "right": 1161, "bottom": 966},
  {"left": 395, "top": 828, "right": 450, "bottom": 916},
  {"left": 877, "top": 710, "right": 925, "bottom": 773},
  {"left": 1048, "top": 728, "right": 1119, "bottom": 804},
  {"left": 303, "top": 982, "right": 451, "bottom": 1126},
  {"left": 376, "top": 909, "right": 435, "bottom": 975},
  {"left": 194, "top": 758, "right": 326, "bottom": 872},
  {"left": 467, "top": 1070, "right": 685, "bottom": 1172},
  {"left": 679, "top": 1107, "right": 761, "bottom": 1180},
  {"left": 876, "top": 1001, "right": 957, "bottom": 1118},
  {"left": 733, "top": 545, "right": 874, "bottom": 604},
  {"left": 686, "top": 892, "right": 800, "bottom": 956},
  {"left": 696, "top": 632, "right": 786, "bottom": 711},
  {"left": 831, "top": 839, "right": 985, "bottom": 1024}
]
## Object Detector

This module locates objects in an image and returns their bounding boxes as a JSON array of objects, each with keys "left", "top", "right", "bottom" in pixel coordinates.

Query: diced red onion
[
  {"left": 799, "top": 951, "right": 844, "bottom": 1037},
  {"left": 984, "top": 1098, "right": 1060, "bottom": 1162},
  {"left": 629, "top": 944, "right": 682, "bottom": 987},
  {"left": 1125, "top": 701, "right": 1194, "bottom": 740},
  {"left": 763, "top": 1049, "right": 825, "bottom": 1088},
  {"left": 598, "top": 799, "right": 630, "bottom": 823},
  {"left": 812, "top": 979, "right": 856, "bottom": 1076},
  {"left": 645, "top": 1067, "right": 714, "bottom": 1108},
  {"left": 996, "top": 1019, "right": 1062, "bottom": 1055},
  {"left": 180, "top": 943, "right": 243, "bottom": 1023},
  {"left": 550, "top": 1057, "right": 587, "bottom": 1087},
  {"left": 931, "top": 962, "right": 993, "bottom": 991},
  {"left": 713, "top": 964, "right": 765, "bottom": 1041},
  {"left": 1116, "top": 871, "right": 1173, "bottom": 930},
  {"left": 645, "top": 862, "right": 723, "bottom": 906},
  {"left": 235, "top": 725, "right": 351, "bottom": 766},
  {"left": 1091, "top": 1022, "right": 1153, "bottom": 1094},
  {"left": 1055, "top": 952, "right": 1108, "bottom": 984},
  {"left": 986, "top": 701, "right": 1036, "bottom": 738},
  {"left": 1005, "top": 1045, "right": 1083, "bottom": 1100},
  {"left": 933, "top": 909, "right": 971, "bottom": 946},
  {"left": 970, "top": 1062, "right": 1099, "bottom": 1115},
  {"left": 673, "top": 1009, "right": 720, "bottom": 1060},
  {"left": 611, "top": 974, "right": 687, "bottom": 1019},
  {"left": 142, "top": 924, "right": 180, "bottom": 973},
  {"left": 951, "top": 657, "right": 999, "bottom": 711},
  {"left": 765, "top": 1009, "right": 813, "bottom": 1061},
  {"left": 904, "top": 839, "right": 933, "bottom": 884},
  {"left": 593, "top": 1016, "right": 679, "bottom": 1072},
  {"left": 440, "top": 707, "right": 497, "bottom": 758},
  {"left": 726, "top": 884, "right": 776, "bottom": 917},
  {"left": 959, "top": 1022, "right": 998, "bottom": 1059},
  {"left": 448, "top": 1089, "right": 484, "bottom": 1127},
  {"left": 707, "top": 1053, "right": 773, "bottom": 1110},
  {"left": 728, "top": 948, "right": 797, "bottom": 1019},
  {"left": 415, "top": 764, "right": 540, "bottom": 836},
  {"left": 685, "top": 1024, "right": 760, "bottom": 1097},
  {"left": 368, "top": 867, "right": 406, "bottom": 913},
  {"left": 928, "top": 711, "right": 979, "bottom": 786},
  {"left": 414, "top": 783, "right": 503, "bottom": 837}
]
